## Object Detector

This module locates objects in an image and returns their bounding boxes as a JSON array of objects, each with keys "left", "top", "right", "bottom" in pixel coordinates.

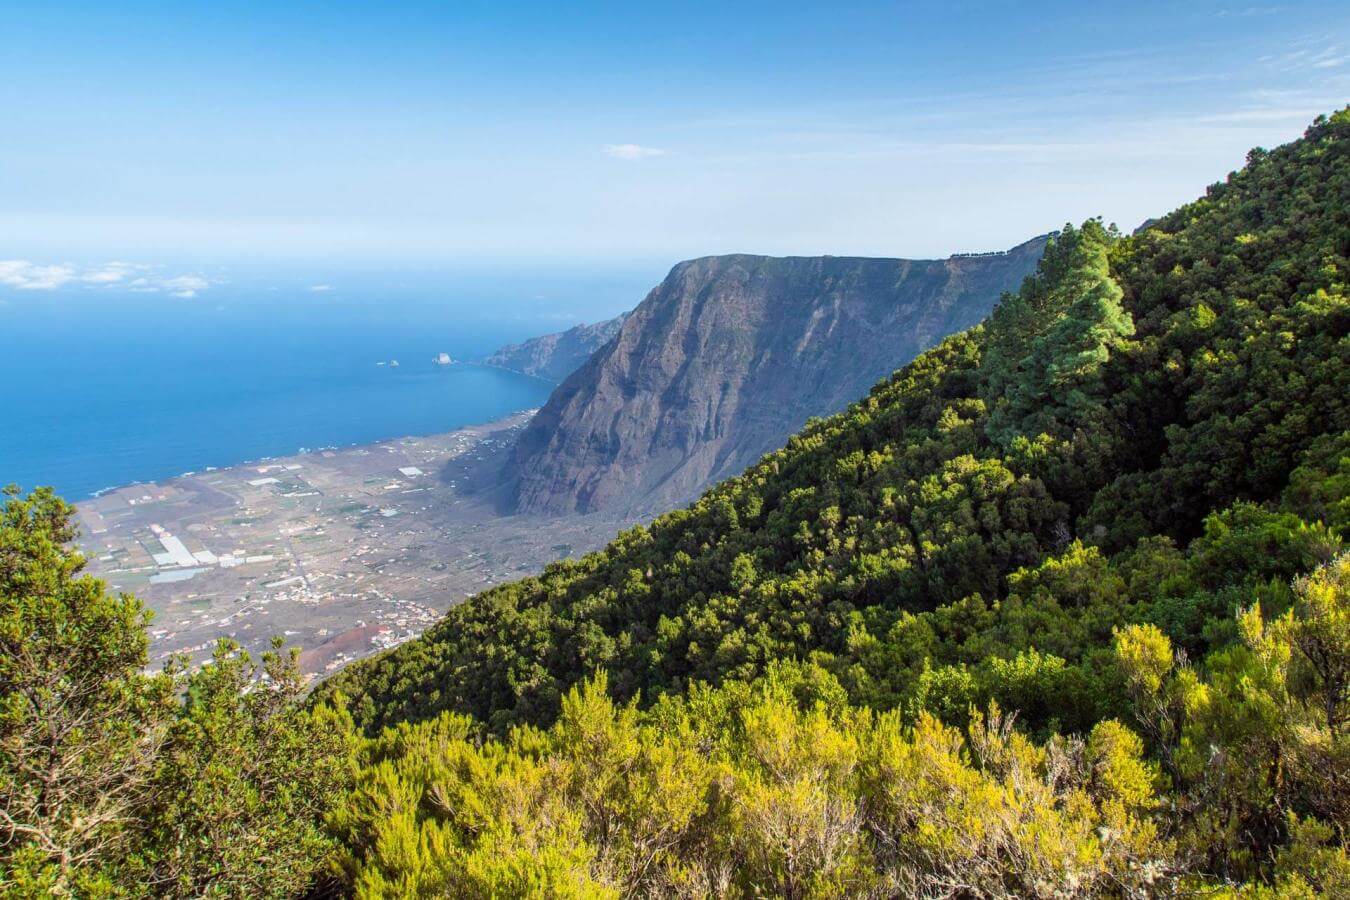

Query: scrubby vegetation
[
  {"left": 335, "top": 561, "right": 1350, "bottom": 896},
  {"left": 4, "top": 110, "right": 1348, "bottom": 896},
  {"left": 329, "top": 111, "right": 1348, "bottom": 741},
  {"left": 0, "top": 488, "right": 353, "bottom": 897},
  {"left": 318, "top": 109, "right": 1349, "bottom": 895}
]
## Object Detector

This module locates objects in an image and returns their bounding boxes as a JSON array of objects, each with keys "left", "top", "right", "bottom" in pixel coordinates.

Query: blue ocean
[{"left": 0, "top": 266, "right": 654, "bottom": 500}]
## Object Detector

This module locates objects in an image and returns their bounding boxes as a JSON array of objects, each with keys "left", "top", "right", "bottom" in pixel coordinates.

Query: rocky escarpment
[
  {"left": 507, "top": 237, "right": 1048, "bottom": 515},
  {"left": 483, "top": 313, "right": 630, "bottom": 383}
]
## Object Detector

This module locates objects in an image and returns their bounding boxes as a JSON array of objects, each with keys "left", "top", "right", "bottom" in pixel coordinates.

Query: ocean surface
[{"left": 0, "top": 270, "right": 652, "bottom": 500}]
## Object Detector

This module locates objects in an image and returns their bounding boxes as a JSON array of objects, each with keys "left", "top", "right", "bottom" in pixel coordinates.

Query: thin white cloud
[
  {"left": 1259, "top": 38, "right": 1348, "bottom": 73},
  {"left": 80, "top": 261, "right": 150, "bottom": 284},
  {"left": 603, "top": 143, "right": 667, "bottom": 160},
  {"left": 308, "top": 284, "right": 333, "bottom": 292},
  {"left": 1218, "top": 6, "right": 1284, "bottom": 18},
  {"left": 0, "top": 260, "right": 76, "bottom": 290},
  {"left": 0, "top": 260, "right": 215, "bottom": 297},
  {"left": 1198, "top": 107, "right": 1323, "bottom": 124},
  {"left": 160, "top": 274, "right": 209, "bottom": 298}
]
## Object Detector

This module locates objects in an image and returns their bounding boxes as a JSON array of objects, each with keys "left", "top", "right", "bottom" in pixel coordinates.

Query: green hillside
[
  {"left": 4, "top": 111, "right": 1348, "bottom": 896},
  {"left": 312, "top": 111, "right": 1350, "bottom": 894},
  {"left": 328, "top": 110, "right": 1349, "bottom": 740}
]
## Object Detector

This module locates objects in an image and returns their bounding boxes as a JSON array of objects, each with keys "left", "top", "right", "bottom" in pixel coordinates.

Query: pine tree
[{"left": 983, "top": 219, "right": 1135, "bottom": 445}]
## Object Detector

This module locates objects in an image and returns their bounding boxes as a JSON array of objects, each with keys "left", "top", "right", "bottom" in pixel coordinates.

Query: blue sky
[{"left": 1, "top": 1, "right": 1347, "bottom": 289}]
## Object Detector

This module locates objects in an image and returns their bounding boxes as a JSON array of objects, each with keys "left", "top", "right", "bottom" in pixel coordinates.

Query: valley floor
[{"left": 75, "top": 412, "right": 626, "bottom": 677}]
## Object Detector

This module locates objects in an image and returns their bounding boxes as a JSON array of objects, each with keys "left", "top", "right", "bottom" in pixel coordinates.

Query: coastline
[
  {"left": 84, "top": 404, "right": 543, "bottom": 503},
  {"left": 4, "top": 354, "right": 555, "bottom": 505},
  {"left": 76, "top": 410, "right": 624, "bottom": 678},
  {"left": 472, "top": 361, "right": 562, "bottom": 386}
]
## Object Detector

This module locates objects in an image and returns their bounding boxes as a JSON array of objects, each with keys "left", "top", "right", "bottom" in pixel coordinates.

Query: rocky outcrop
[
  {"left": 507, "top": 237, "right": 1048, "bottom": 515},
  {"left": 483, "top": 314, "right": 630, "bottom": 383}
]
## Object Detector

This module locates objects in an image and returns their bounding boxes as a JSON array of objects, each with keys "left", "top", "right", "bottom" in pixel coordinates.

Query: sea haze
[{"left": 0, "top": 268, "right": 654, "bottom": 500}]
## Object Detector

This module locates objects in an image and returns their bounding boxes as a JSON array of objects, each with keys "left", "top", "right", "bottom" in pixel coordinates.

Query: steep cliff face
[
  {"left": 483, "top": 314, "right": 630, "bottom": 383},
  {"left": 507, "top": 237, "right": 1047, "bottom": 515}
]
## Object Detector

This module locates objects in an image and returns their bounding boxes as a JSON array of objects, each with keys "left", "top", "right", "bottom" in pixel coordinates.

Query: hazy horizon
[{"left": 3, "top": 1, "right": 1346, "bottom": 312}]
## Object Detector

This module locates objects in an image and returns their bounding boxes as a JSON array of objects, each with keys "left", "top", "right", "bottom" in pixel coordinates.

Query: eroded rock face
[
  {"left": 508, "top": 238, "right": 1047, "bottom": 515},
  {"left": 483, "top": 314, "right": 630, "bottom": 383}
]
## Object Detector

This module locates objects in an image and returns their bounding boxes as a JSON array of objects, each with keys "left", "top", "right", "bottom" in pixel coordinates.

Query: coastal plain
[{"left": 75, "top": 412, "right": 621, "bottom": 678}]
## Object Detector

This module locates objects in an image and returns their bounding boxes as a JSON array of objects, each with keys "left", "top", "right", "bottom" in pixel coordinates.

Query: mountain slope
[
  {"left": 508, "top": 240, "right": 1047, "bottom": 515},
  {"left": 482, "top": 313, "right": 630, "bottom": 383},
  {"left": 326, "top": 112, "right": 1349, "bottom": 740}
]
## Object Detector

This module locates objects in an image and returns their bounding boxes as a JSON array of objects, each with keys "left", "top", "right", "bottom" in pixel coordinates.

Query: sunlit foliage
[
  {"left": 320, "top": 110, "right": 1349, "bottom": 894},
  {"left": 4, "top": 109, "right": 1348, "bottom": 896},
  {"left": 0, "top": 488, "right": 354, "bottom": 897}
]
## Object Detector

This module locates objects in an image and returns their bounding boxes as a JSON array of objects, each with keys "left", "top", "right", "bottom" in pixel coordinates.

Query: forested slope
[
  {"left": 6, "top": 111, "right": 1349, "bottom": 897},
  {"left": 328, "top": 111, "right": 1349, "bottom": 739},
  {"left": 325, "top": 111, "right": 1350, "bottom": 898}
]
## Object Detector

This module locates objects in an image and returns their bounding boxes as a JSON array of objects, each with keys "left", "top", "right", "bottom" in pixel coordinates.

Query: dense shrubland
[
  {"left": 328, "top": 111, "right": 1348, "bottom": 740},
  {"left": 336, "top": 560, "right": 1350, "bottom": 896},
  {"left": 0, "top": 488, "right": 353, "bottom": 897},
  {"left": 4, "top": 110, "right": 1348, "bottom": 895},
  {"left": 319, "top": 109, "right": 1349, "bottom": 895}
]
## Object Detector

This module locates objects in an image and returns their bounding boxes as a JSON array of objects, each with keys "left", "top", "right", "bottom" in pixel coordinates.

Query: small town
[{"left": 76, "top": 412, "right": 617, "bottom": 678}]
